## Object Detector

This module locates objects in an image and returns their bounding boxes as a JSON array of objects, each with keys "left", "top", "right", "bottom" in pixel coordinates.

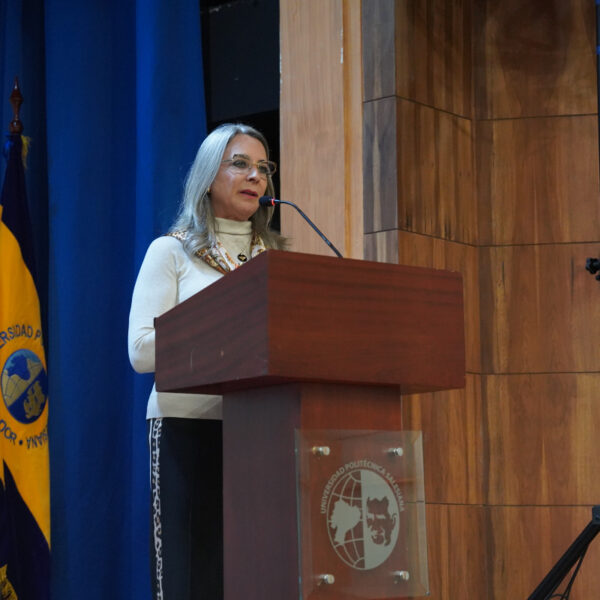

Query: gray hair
[{"left": 170, "top": 123, "right": 285, "bottom": 257}]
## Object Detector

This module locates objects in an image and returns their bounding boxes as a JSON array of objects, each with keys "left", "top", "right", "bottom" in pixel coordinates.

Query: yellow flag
[{"left": 0, "top": 134, "right": 50, "bottom": 599}]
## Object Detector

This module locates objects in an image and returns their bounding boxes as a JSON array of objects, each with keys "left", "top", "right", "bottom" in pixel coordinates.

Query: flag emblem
[{"left": 1, "top": 348, "right": 48, "bottom": 425}]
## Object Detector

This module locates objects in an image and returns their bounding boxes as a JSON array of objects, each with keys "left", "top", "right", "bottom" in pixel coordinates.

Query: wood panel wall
[
  {"left": 365, "top": 1, "right": 487, "bottom": 597},
  {"left": 475, "top": 1, "right": 600, "bottom": 598},
  {"left": 280, "top": 0, "right": 363, "bottom": 258},
  {"left": 280, "top": 0, "right": 600, "bottom": 598}
]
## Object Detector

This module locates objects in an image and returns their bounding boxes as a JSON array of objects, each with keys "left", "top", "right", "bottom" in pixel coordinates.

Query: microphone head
[{"left": 259, "top": 196, "right": 277, "bottom": 207}]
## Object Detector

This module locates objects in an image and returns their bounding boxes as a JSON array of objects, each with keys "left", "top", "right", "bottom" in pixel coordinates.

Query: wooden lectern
[{"left": 155, "top": 250, "right": 464, "bottom": 600}]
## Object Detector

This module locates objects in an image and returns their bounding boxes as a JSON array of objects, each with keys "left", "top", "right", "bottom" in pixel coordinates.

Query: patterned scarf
[{"left": 168, "top": 230, "right": 266, "bottom": 275}]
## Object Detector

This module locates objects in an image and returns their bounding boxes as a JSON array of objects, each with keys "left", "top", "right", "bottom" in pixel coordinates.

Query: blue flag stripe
[{"left": 1, "top": 135, "right": 37, "bottom": 284}]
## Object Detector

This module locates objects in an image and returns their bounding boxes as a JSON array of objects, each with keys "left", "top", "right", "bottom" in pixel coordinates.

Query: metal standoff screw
[
  {"left": 318, "top": 574, "right": 335, "bottom": 586},
  {"left": 387, "top": 447, "right": 404, "bottom": 457},
  {"left": 311, "top": 446, "right": 331, "bottom": 457},
  {"left": 393, "top": 570, "right": 410, "bottom": 583}
]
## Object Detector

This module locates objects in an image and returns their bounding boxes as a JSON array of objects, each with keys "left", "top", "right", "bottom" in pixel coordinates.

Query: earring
[{"left": 207, "top": 187, "right": 211, "bottom": 194}]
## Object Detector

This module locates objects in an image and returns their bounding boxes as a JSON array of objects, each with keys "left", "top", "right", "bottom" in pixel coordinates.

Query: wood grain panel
[
  {"left": 402, "top": 375, "right": 483, "bottom": 505},
  {"left": 474, "top": 0, "right": 596, "bottom": 119},
  {"left": 342, "top": 0, "right": 365, "bottom": 259},
  {"left": 396, "top": 0, "right": 472, "bottom": 118},
  {"left": 477, "top": 116, "right": 600, "bottom": 245},
  {"left": 484, "top": 373, "right": 600, "bottom": 505},
  {"left": 365, "top": 98, "right": 475, "bottom": 242},
  {"left": 398, "top": 231, "right": 480, "bottom": 374},
  {"left": 480, "top": 244, "right": 600, "bottom": 373},
  {"left": 300, "top": 383, "right": 402, "bottom": 430},
  {"left": 487, "top": 506, "right": 600, "bottom": 600},
  {"left": 425, "top": 504, "right": 487, "bottom": 600},
  {"left": 362, "top": 0, "right": 396, "bottom": 102},
  {"left": 397, "top": 99, "right": 475, "bottom": 244},
  {"left": 280, "top": 0, "right": 364, "bottom": 258},
  {"left": 363, "top": 97, "right": 398, "bottom": 233},
  {"left": 280, "top": 0, "right": 345, "bottom": 255}
]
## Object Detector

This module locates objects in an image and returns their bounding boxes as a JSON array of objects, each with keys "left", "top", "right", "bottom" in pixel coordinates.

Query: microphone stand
[
  {"left": 277, "top": 199, "right": 343, "bottom": 258},
  {"left": 527, "top": 505, "right": 600, "bottom": 600},
  {"left": 260, "top": 196, "right": 344, "bottom": 258}
]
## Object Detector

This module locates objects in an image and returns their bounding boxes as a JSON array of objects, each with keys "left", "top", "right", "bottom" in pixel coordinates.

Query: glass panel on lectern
[{"left": 295, "top": 430, "right": 428, "bottom": 599}]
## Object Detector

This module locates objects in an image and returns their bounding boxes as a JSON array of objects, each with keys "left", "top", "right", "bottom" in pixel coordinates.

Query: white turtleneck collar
[{"left": 214, "top": 217, "right": 252, "bottom": 235}]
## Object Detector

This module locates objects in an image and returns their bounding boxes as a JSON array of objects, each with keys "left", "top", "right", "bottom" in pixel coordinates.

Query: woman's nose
[{"left": 246, "top": 166, "right": 260, "bottom": 180}]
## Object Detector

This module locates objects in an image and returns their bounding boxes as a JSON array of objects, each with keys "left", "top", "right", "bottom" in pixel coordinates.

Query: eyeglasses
[{"left": 221, "top": 155, "right": 277, "bottom": 179}]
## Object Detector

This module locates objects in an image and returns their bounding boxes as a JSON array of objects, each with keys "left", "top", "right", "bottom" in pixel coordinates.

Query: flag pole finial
[{"left": 9, "top": 77, "right": 23, "bottom": 134}]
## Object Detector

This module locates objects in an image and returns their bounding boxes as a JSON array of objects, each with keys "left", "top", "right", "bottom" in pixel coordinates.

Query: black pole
[{"left": 527, "top": 506, "right": 600, "bottom": 600}]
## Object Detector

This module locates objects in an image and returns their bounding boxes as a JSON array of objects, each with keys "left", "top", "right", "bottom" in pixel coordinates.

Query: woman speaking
[{"left": 128, "top": 123, "right": 285, "bottom": 599}]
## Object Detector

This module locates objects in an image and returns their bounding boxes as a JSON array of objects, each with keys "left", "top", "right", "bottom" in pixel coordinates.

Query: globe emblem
[
  {"left": 326, "top": 468, "right": 400, "bottom": 570},
  {"left": 1, "top": 349, "right": 48, "bottom": 424}
]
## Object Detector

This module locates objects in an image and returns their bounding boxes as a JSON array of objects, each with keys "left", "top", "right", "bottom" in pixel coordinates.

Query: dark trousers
[{"left": 148, "top": 417, "right": 223, "bottom": 600}]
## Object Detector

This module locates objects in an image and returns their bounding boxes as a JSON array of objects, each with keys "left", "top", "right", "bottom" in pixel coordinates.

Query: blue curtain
[
  {"left": 2, "top": 0, "right": 206, "bottom": 597},
  {"left": 0, "top": 0, "right": 48, "bottom": 326}
]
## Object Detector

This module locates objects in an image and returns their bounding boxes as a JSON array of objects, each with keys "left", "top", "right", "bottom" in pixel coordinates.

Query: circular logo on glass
[
  {"left": 1, "top": 349, "right": 48, "bottom": 424},
  {"left": 326, "top": 467, "right": 400, "bottom": 570}
]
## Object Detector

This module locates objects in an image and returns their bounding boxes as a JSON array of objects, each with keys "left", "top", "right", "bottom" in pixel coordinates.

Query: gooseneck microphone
[{"left": 259, "top": 196, "right": 344, "bottom": 258}]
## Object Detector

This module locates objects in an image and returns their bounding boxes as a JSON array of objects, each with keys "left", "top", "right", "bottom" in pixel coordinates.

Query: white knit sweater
[{"left": 128, "top": 218, "right": 254, "bottom": 419}]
